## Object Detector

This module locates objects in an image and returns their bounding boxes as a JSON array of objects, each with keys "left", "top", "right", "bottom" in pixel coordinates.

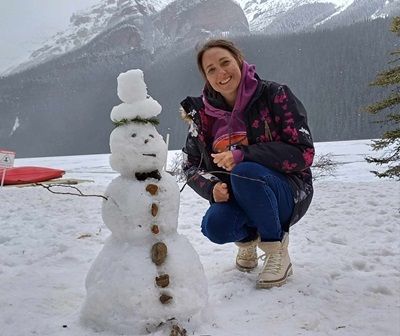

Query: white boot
[
  {"left": 257, "top": 233, "right": 292, "bottom": 288},
  {"left": 235, "top": 236, "right": 260, "bottom": 272}
]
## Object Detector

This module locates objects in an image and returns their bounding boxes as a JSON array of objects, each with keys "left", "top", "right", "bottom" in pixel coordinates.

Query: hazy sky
[{"left": 0, "top": 0, "right": 100, "bottom": 73}]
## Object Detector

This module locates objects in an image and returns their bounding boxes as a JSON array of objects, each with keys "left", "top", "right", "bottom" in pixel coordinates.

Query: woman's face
[{"left": 202, "top": 47, "right": 242, "bottom": 106}]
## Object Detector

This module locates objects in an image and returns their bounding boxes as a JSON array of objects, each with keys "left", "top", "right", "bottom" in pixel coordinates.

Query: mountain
[
  {"left": 4, "top": 0, "right": 248, "bottom": 76},
  {"left": 237, "top": 0, "right": 400, "bottom": 33},
  {"left": 152, "top": 0, "right": 248, "bottom": 56},
  {"left": 317, "top": 0, "right": 400, "bottom": 30},
  {"left": 3, "top": 0, "right": 399, "bottom": 76},
  {"left": 4, "top": 0, "right": 160, "bottom": 75}
]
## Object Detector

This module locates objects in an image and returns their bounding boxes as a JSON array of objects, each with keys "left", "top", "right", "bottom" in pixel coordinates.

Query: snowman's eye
[
  {"left": 149, "top": 134, "right": 154, "bottom": 138},
  {"left": 131, "top": 133, "right": 137, "bottom": 138}
]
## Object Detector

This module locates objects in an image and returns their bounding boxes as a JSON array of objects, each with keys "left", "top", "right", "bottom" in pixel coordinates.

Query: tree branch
[{"left": 38, "top": 183, "right": 108, "bottom": 200}]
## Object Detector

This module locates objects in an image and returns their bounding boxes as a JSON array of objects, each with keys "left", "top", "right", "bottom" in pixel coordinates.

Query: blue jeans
[{"left": 201, "top": 162, "right": 295, "bottom": 243}]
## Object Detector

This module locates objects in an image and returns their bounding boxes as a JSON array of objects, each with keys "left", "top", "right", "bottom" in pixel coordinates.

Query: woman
[{"left": 180, "top": 39, "right": 314, "bottom": 288}]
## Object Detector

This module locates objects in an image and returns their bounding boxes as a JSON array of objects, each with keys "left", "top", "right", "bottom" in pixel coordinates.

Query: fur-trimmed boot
[
  {"left": 235, "top": 236, "right": 260, "bottom": 272},
  {"left": 257, "top": 233, "right": 292, "bottom": 288}
]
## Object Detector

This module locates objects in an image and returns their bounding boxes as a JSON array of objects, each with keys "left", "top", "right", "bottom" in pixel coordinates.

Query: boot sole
[
  {"left": 236, "top": 262, "right": 258, "bottom": 272},
  {"left": 256, "top": 265, "right": 293, "bottom": 289}
]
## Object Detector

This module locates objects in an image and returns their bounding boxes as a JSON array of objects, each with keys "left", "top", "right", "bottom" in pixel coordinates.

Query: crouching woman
[{"left": 180, "top": 39, "right": 314, "bottom": 288}]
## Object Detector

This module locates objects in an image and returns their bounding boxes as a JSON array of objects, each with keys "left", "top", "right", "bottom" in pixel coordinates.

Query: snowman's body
[
  {"left": 81, "top": 70, "right": 208, "bottom": 334},
  {"left": 102, "top": 173, "right": 178, "bottom": 240},
  {"left": 83, "top": 174, "right": 208, "bottom": 333}
]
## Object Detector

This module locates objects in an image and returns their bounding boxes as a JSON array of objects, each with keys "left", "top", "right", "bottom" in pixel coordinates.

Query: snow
[
  {"left": 111, "top": 100, "right": 162, "bottom": 123},
  {"left": 9, "top": 117, "right": 20, "bottom": 136},
  {"left": 313, "top": 0, "right": 355, "bottom": 27},
  {"left": 1, "top": 138, "right": 399, "bottom": 335},
  {"left": 117, "top": 69, "right": 148, "bottom": 103},
  {"left": 109, "top": 123, "right": 167, "bottom": 176}
]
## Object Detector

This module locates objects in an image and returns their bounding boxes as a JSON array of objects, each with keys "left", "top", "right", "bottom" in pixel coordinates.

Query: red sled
[{"left": 0, "top": 166, "right": 65, "bottom": 185}]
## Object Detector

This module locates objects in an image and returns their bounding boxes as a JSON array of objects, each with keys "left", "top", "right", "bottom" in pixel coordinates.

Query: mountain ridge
[{"left": 2, "top": 0, "right": 399, "bottom": 76}]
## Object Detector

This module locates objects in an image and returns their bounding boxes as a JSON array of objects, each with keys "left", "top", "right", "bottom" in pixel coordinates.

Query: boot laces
[
  {"left": 259, "top": 250, "right": 283, "bottom": 275},
  {"left": 238, "top": 244, "right": 257, "bottom": 261}
]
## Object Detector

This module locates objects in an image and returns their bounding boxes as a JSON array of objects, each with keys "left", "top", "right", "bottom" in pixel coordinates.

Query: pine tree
[{"left": 365, "top": 16, "right": 400, "bottom": 180}]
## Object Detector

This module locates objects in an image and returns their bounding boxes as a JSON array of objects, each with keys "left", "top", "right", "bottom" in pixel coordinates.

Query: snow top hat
[
  {"left": 109, "top": 69, "right": 167, "bottom": 176},
  {"left": 111, "top": 69, "right": 162, "bottom": 124}
]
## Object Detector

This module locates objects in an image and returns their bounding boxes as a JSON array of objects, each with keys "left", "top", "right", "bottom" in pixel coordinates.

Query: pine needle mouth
[{"left": 142, "top": 153, "right": 156, "bottom": 157}]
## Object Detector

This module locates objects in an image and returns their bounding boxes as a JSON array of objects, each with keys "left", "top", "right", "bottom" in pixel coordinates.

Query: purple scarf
[{"left": 202, "top": 61, "right": 259, "bottom": 157}]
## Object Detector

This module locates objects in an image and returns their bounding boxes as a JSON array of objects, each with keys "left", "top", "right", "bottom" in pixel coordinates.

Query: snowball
[
  {"left": 109, "top": 123, "right": 167, "bottom": 175},
  {"left": 81, "top": 234, "right": 208, "bottom": 334},
  {"left": 117, "top": 69, "right": 148, "bottom": 103},
  {"left": 110, "top": 98, "right": 162, "bottom": 122},
  {"left": 102, "top": 174, "right": 180, "bottom": 240}
]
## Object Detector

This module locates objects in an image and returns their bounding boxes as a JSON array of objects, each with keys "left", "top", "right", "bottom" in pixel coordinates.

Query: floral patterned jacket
[{"left": 181, "top": 79, "right": 314, "bottom": 229}]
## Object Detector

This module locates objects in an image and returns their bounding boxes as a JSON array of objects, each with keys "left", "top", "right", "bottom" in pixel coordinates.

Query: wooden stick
[{"left": 0, "top": 169, "right": 6, "bottom": 188}]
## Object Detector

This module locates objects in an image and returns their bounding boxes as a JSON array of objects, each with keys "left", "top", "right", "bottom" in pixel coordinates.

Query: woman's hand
[
  {"left": 213, "top": 182, "right": 229, "bottom": 202},
  {"left": 211, "top": 151, "right": 235, "bottom": 171}
]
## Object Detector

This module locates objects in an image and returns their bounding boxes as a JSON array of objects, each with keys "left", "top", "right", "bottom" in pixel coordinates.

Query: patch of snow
[
  {"left": 314, "top": 0, "right": 355, "bottom": 27},
  {"left": 9, "top": 117, "right": 20, "bottom": 136}
]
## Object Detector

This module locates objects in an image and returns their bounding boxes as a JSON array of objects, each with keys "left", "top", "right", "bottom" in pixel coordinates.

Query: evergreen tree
[{"left": 365, "top": 16, "right": 400, "bottom": 180}]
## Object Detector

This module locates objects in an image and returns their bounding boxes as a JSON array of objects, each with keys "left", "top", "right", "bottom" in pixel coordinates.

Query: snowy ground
[{"left": 0, "top": 139, "right": 399, "bottom": 336}]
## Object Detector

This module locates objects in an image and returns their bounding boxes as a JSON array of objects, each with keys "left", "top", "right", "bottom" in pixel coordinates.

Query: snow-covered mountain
[
  {"left": 238, "top": 0, "right": 400, "bottom": 33},
  {"left": 4, "top": 0, "right": 249, "bottom": 76},
  {"left": 3, "top": 0, "right": 160, "bottom": 75},
  {"left": 3, "top": 0, "right": 399, "bottom": 76},
  {"left": 2, "top": 0, "right": 399, "bottom": 76}
]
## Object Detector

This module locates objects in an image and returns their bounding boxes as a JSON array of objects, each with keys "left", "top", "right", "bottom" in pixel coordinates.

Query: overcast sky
[{"left": 0, "top": 0, "right": 100, "bottom": 73}]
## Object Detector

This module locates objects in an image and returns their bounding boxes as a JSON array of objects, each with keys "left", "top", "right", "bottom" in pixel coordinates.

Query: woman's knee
[
  {"left": 232, "top": 161, "right": 275, "bottom": 182},
  {"left": 201, "top": 213, "right": 230, "bottom": 244},
  {"left": 232, "top": 162, "right": 259, "bottom": 176},
  {"left": 231, "top": 162, "right": 267, "bottom": 192},
  {"left": 232, "top": 162, "right": 287, "bottom": 187}
]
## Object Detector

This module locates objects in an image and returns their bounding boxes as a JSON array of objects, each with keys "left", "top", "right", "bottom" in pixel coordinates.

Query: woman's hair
[{"left": 196, "top": 39, "right": 244, "bottom": 78}]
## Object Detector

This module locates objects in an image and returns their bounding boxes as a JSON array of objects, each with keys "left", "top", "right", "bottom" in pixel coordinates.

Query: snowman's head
[{"left": 110, "top": 122, "right": 167, "bottom": 176}]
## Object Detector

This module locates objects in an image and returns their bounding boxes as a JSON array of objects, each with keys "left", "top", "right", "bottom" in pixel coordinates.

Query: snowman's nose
[{"left": 144, "top": 139, "right": 149, "bottom": 144}]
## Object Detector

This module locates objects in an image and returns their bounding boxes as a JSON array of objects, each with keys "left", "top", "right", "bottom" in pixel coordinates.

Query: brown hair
[{"left": 196, "top": 39, "right": 244, "bottom": 78}]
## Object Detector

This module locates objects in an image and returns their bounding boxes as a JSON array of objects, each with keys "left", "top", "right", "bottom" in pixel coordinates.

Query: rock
[
  {"left": 151, "top": 224, "right": 160, "bottom": 234},
  {"left": 170, "top": 324, "right": 187, "bottom": 336},
  {"left": 151, "top": 203, "right": 158, "bottom": 217},
  {"left": 151, "top": 242, "right": 167, "bottom": 265},
  {"left": 146, "top": 184, "right": 159, "bottom": 195},
  {"left": 155, "top": 274, "right": 169, "bottom": 288},
  {"left": 159, "top": 293, "right": 173, "bottom": 304}
]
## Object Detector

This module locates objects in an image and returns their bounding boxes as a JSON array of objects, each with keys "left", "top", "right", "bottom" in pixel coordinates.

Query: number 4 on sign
[{"left": 0, "top": 150, "right": 16, "bottom": 188}]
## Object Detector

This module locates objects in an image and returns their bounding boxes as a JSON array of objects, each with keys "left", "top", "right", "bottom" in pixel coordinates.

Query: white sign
[{"left": 0, "top": 150, "right": 16, "bottom": 168}]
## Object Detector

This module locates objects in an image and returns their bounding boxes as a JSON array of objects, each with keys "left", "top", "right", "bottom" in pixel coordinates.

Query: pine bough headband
[{"left": 112, "top": 117, "right": 160, "bottom": 127}]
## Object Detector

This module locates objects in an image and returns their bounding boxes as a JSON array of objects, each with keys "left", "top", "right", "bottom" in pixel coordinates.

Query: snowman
[{"left": 80, "top": 69, "right": 208, "bottom": 335}]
